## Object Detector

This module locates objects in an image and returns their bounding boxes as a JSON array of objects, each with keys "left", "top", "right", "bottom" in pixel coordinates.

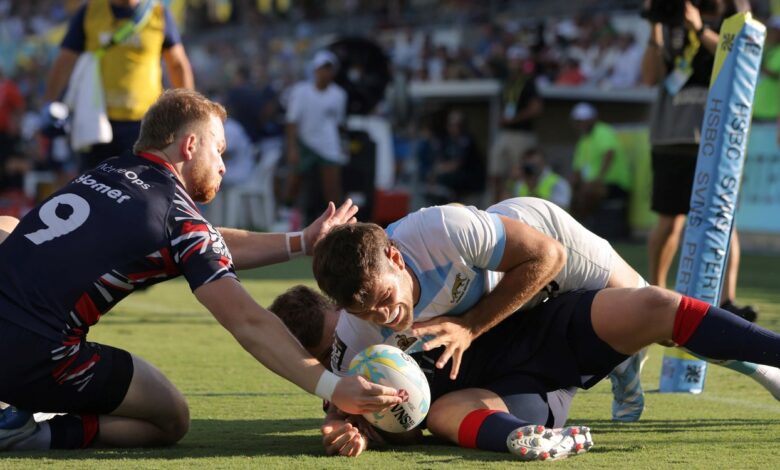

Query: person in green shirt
[
  {"left": 753, "top": 16, "right": 780, "bottom": 145},
  {"left": 569, "top": 103, "right": 631, "bottom": 238},
  {"left": 507, "top": 147, "right": 571, "bottom": 211}
]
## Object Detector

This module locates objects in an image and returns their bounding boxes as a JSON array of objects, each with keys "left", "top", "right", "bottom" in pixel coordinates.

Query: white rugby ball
[{"left": 348, "top": 344, "right": 431, "bottom": 433}]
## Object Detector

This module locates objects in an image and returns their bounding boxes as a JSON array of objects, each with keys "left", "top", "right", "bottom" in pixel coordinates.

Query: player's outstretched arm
[
  {"left": 414, "top": 215, "right": 566, "bottom": 379},
  {"left": 195, "top": 277, "right": 400, "bottom": 414},
  {"left": 217, "top": 200, "right": 358, "bottom": 270}
]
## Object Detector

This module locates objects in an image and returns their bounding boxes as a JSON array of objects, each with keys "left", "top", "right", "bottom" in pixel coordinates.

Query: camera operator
[{"left": 642, "top": 0, "right": 757, "bottom": 321}]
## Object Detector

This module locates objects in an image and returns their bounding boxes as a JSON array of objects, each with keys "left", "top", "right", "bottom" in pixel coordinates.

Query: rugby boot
[
  {"left": 609, "top": 348, "right": 648, "bottom": 422},
  {"left": 720, "top": 299, "right": 758, "bottom": 323},
  {"left": 507, "top": 424, "right": 593, "bottom": 461}
]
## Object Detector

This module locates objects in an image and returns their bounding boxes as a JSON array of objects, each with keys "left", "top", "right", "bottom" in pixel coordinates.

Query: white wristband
[
  {"left": 285, "top": 231, "right": 306, "bottom": 259},
  {"left": 315, "top": 370, "right": 340, "bottom": 401}
]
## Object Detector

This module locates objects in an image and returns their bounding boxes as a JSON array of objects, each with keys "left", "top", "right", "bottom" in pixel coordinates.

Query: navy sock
[
  {"left": 683, "top": 303, "right": 780, "bottom": 367},
  {"left": 458, "top": 409, "right": 530, "bottom": 453},
  {"left": 48, "top": 414, "right": 99, "bottom": 449}
]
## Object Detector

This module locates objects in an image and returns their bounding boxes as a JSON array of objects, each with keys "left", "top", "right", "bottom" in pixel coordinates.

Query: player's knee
[
  {"left": 158, "top": 396, "right": 191, "bottom": 445},
  {"left": 634, "top": 286, "right": 678, "bottom": 322},
  {"left": 426, "top": 395, "right": 465, "bottom": 439}
]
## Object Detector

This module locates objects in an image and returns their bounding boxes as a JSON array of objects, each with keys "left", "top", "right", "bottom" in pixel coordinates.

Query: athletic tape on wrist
[
  {"left": 315, "top": 370, "right": 340, "bottom": 401},
  {"left": 285, "top": 231, "right": 305, "bottom": 259}
]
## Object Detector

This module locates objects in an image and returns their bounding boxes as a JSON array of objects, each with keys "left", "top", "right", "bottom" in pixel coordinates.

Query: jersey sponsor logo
[
  {"left": 332, "top": 333, "right": 347, "bottom": 372},
  {"left": 450, "top": 272, "right": 470, "bottom": 304},
  {"left": 95, "top": 162, "right": 151, "bottom": 189},
  {"left": 73, "top": 174, "right": 133, "bottom": 203}
]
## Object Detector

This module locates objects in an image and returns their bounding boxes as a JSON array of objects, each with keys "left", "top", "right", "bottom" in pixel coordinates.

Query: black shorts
[
  {"left": 0, "top": 318, "right": 134, "bottom": 414},
  {"left": 423, "top": 289, "right": 627, "bottom": 401},
  {"left": 651, "top": 145, "right": 699, "bottom": 215}
]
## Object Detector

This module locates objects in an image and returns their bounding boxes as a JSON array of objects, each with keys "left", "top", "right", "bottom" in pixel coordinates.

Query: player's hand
[
  {"left": 345, "top": 414, "right": 387, "bottom": 445},
  {"left": 302, "top": 199, "right": 359, "bottom": 255},
  {"left": 331, "top": 375, "right": 401, "bottom": 415},
  {"left": 683, "top": 0, "right": 702, "bottom": 32},
  {"left": 321, "top": 419, "right": 368, "bottom": 457},
  {"left": 412, "top": 316, "right": 474, "bottom": 380}
]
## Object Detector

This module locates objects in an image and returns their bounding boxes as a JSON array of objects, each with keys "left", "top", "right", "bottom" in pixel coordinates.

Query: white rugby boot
[{"left": 506, "top": 424, "right": 593, "bottom": 461}]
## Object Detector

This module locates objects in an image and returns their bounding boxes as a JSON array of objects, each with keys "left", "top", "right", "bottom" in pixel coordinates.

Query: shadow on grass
[
  {"left": 4, "top": 417, "right": 776, "bottom": 462},
  {"left": 1, "top": 422, "right": 495, "bottom": 462},
  {"left": 579, "top": 418, "right": 779, "bottom": 438}
]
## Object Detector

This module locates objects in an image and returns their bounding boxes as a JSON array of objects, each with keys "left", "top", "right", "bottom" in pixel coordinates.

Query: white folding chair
[{"left": 224, "top": 138, "right": 283, "bottom": 230}]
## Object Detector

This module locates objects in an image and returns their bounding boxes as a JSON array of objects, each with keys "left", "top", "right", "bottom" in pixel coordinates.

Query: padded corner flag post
[{"left": 659, "top": 13, "right": 766, "bottom": 393}]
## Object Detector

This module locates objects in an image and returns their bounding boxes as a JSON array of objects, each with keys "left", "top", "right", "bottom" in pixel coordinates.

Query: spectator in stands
[
  {"left": 0, "top": 69, "right": 24, "bottom": 163},
  {"left": 424, "top": 109, "right": 484, "bottom": 205},
  {"left": 488, "top": 45, "right": 542, "bottom": 203},
  {"left": 283, "top": 50, "right": 347, "bottom": 225},
  {"left": 43, "top": 0, "right": 194, "bottom": 171},
  {"left": 586, "top": 33, "right": 621, "bottom": 85},
  {"left": 392, "top": 28, "right": 423, "bottom": 71},
  {"left": 569, "top": 102, "right": 631, "bottom": 239},
  {"left": 0, "top": 70, "right": 27, "bottom": 195},
  {"left": 555, "top": 57, "right": 587, "bottom": 86},
  {"left": 604, "top": 32, "right": 643, "bottom": 89},
  {"left": 225, "top": 65, "right": 265, "bottom": 143},
  {"left": 642, "top": 0, "right": 757, "bottom": 321},
  {"left": 506, "top": 147, "right": 571, "bottom": 210}
]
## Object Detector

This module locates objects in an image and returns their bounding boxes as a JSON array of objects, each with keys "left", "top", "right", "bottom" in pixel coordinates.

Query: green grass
[{"left": 4, "top": 243, "right": 780, "bottom": 468}]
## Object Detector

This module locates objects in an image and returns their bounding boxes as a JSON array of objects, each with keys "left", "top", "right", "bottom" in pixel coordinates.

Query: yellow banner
[{"left": 711, "top": 12, "right": 764, "bottom": 84}]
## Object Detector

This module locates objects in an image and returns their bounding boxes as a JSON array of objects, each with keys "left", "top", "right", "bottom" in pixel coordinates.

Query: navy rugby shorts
[
  {"left": 424, "top": 289, "right": 628, "bottom": 401},
  {"left": 0, "top": 317, "right": 133, "bottom": 414}
]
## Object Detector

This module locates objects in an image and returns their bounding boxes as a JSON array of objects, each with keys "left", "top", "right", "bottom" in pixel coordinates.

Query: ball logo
[
  {"left": 349, "top": 345, "right": 431, "bottom": 433},
  {"left": 390, "top": 403, "right": 416, "bottom": 429}
]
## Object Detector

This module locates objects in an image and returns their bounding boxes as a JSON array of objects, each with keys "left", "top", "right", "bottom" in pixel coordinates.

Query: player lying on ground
[
  {"left": 271, "top": 285, "right": 594, "bottom": 461},
  {"left": 271, "top": 281, "right": 780, "bottom": 460},
  {"left": 313, "top": 198, "right": 780, "bottom": 422},
  {"left": 0, "top": 90, "right": 400, "bottom": 452}
]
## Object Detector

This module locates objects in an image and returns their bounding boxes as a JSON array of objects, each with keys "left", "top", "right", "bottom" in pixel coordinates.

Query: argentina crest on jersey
[{"left": 407, "top": 257, "right": 488, "bottom": 321}]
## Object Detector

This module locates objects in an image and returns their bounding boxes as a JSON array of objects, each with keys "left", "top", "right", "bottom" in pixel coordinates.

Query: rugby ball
[{"left": 348, "top": 344, "right": 431, "bottom": 433}]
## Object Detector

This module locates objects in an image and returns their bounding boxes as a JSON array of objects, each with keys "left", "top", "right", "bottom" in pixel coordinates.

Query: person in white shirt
[{"left": 284, "top": 50, "right": 348, "bottom": 222}]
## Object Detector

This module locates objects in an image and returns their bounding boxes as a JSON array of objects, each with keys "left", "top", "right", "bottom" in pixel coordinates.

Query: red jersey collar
[{"left": 136, "top": 152, "right": 179, "bottom": 178}]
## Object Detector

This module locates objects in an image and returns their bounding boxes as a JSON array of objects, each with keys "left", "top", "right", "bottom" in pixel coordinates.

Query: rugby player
[
  {"left": 271, "top": 285, "right": 593, "bottom": 461},
  {"left": 0, "top": 89, "right": 400, "bottom": 451},
  {"left": 270, "top": 279, "right": 780, "bottom": 460},
  {"left": 312, "top": 198, "right": 780, "bottom": 423}
]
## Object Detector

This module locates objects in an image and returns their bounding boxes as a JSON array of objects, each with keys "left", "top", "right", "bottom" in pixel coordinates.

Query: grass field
[{"left": 4, "top": 243, "right": 780, "bottom": 468}]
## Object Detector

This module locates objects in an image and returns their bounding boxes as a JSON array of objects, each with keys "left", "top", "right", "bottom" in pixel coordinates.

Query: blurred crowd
[{"left": 0, "top": 0, "right": 649, "bottom": 211}]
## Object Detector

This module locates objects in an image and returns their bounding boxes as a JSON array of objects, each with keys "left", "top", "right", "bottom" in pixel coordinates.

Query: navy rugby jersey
[{"left": 0, "top": 152, "right": 236, "bottom": 340}]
